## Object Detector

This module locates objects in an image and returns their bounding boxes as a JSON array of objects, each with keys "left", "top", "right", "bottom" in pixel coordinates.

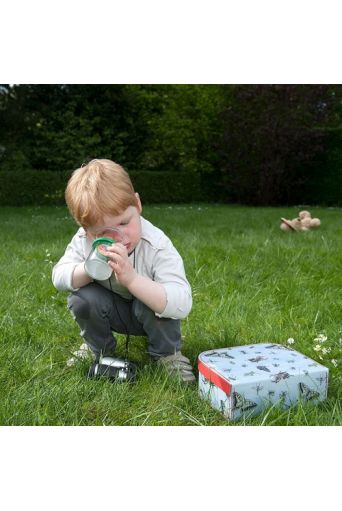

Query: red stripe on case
[{"left": 198, "top": 360, "right": 232, "bottom": 395}]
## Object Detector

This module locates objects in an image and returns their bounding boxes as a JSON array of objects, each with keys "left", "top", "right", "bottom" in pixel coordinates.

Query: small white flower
[
  {"left": 331, "top": 359, "right": 338, "bottom": 367},
  {"left": 314, "top": 334, "right": 327, "bottom": 343},
  {"left": 313, "top": 344, "right": 322, "bottom": 351},
  {"left": 321, "top": 347, "right": 331, "bottom": 355},
  {"left": 287, "top": 338, "right": 295, "bottom": 345}
]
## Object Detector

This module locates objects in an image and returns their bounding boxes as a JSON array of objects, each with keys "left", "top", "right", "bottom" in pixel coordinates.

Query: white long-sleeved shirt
[{"left": 52, "top": 216, "right": 192, "bottom": 320}]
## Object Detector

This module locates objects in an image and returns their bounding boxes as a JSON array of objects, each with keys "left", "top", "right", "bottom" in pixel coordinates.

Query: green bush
[
  {"left": 2, "top": 85, "right": 341, "bottom": 206},
  {"left": 216, "top": 85, "right": 341, "bottom": 206},
  {"left": 0, "top": 170, "right": 210, "bottom": 206},
  {"left": 0, "top": 85, "right": 222, "bottom": 176},
  {"left": 130, "top": 171, "right": 207, "bottom": 203},
  {"left": 0, "top": 170, "right": 67, "bottom": 206},
  {"left": 304, "top": 129, "right": 342, "bottom": 206}
]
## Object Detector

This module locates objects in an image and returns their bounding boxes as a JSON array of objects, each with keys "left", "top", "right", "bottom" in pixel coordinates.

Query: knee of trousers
[
  {"left": 67, "top": 284, "right": 111, "bottom": 321},
  {"left": 133, "top": 299, "right": 181, "bottom": 333},
  {"left": 67, "top": 292, "right": 91, "bottom": 321}
]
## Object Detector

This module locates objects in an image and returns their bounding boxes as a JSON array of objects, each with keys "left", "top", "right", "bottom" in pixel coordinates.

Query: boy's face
[{"left": 86, "top": 195, "right": 142, "bottom": 254}]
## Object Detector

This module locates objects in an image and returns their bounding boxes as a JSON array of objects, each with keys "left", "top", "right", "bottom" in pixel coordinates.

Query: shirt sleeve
[
  {"left": 151, "top": 239, "right": 192, "bottom": 320},
  {"left": 52, "top": 232, "right": 86, "bottom": 292}
]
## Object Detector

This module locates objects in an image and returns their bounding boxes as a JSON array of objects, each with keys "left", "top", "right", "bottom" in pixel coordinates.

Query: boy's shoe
[
  {"left": 157, "top": 351, "right": 196, "bottom": 384},
  {"left": 66, "top": 343, "right": 95, "bottom": 367}
]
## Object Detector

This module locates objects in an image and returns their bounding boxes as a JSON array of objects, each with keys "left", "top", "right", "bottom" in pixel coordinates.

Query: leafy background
[{"left": 1, "top": 84, "right": 341, "bottom": 206}]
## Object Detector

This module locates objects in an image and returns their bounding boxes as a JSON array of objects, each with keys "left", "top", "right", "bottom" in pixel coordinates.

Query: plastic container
[{"left": 84, "top": 237, "right": 115, "bottom": 280}]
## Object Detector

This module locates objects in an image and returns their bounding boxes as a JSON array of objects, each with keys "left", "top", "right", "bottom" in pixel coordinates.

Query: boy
[{"left": 52, "top": 159, "right": 195, "bottom": 383}]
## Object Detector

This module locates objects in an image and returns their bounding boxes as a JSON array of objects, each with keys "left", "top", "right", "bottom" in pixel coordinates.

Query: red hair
[{"left": 65, "top": 159, "right": 138, "bottom": 227}]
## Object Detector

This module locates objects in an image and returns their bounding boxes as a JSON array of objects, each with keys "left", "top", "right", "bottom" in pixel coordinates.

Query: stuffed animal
[{"left": 280, "top": 210, "right": 321, "bottom": 232}]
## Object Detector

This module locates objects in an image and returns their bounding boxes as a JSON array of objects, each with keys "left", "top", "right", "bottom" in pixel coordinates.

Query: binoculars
[{"left": 88, "top": 357, "right": 137, "bottom": 383}]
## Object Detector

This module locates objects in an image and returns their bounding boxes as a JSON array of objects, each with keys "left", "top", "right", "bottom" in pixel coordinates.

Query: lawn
[{"left": 0, "top": 204, "right": 341, "bottom": 426}]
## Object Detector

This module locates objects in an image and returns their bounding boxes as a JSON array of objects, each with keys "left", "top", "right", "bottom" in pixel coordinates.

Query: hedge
[{"left": 0, "top": 170, "right": 212, "bottom": 206}]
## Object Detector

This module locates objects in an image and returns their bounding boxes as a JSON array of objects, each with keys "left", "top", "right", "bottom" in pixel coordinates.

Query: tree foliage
[
  {"left": 0, "top": 84, "right": 341, "bottom": 206},
  {"left": 0, "top": 84, "right": 222, "bottom": 174},
  {"left": 216, "top": 84, "right": 341, "bottom": 205}
]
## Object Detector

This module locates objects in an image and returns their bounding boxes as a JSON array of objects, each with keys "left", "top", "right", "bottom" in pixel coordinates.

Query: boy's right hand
[
  {"left": 104, "top": 243, "right": 137, "bottom": 288},
  {"left": 72, "top": 262, "right": 93, "bottom": 289}
]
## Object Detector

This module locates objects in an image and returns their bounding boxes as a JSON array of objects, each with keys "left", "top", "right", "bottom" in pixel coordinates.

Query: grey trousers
[{"left": 67, "top": 282, "right": 182, "bottom": 359}]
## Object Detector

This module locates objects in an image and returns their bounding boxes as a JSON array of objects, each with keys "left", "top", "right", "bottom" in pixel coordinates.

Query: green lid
[{"left": 92, "top": 237, "right": 116, "bottom": 249}]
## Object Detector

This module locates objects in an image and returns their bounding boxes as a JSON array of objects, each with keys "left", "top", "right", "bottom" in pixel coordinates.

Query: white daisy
[{"left": 314, "top": 334, "right": 327, "bottom": 343}]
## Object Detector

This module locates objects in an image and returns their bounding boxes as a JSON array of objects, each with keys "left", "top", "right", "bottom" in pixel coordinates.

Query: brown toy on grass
[{"left": 280, "top": 210, "right": 321, "bottom": 232}]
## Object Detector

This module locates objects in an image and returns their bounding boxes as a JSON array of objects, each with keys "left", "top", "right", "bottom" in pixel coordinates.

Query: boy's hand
[
  {"left": 101, "top": 242, "right": 167, "bottom": 314},
  {"left": 103, "top": 243, "right": 137, "bottom": 288}
]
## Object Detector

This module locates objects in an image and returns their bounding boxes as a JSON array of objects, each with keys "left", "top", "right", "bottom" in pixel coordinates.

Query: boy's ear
[{"left": 135, "top": 192, "right": 142, "bottom": 213}]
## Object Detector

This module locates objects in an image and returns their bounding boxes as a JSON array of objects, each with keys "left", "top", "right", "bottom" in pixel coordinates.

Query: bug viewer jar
[
  {"left": 84, "top": 227, "right": 126, "bottom": 280},
  {"left": 84, "top": 237, "right": 115, "bottom": 280}
]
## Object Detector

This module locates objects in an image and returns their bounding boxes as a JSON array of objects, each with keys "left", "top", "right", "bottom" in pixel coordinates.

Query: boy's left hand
[{"left": 103, "top": 243, "right": 137, "bottom": 288}]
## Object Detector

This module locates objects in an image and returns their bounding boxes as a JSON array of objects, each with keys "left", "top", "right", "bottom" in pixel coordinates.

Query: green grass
[{"left": 0, "top": 204, "right": 341, "bottom": 425}]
